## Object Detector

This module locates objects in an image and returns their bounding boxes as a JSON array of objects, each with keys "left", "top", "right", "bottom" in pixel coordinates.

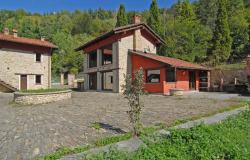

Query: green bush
[
  {"left": 20, "top": 88, "right": 69, "bottom": 93},
  {"left": 88, "top": 111, "right": 250, "bottom": 160}
]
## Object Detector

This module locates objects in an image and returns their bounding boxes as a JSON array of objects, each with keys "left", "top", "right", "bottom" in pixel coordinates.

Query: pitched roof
[
  {"left": 130, "top": 50, "right": 210, "bottom": 70},
  {"left": 75, "top": 23, "right": 165, "bottom": 51},
  {"left": 0, "top": 33, "right": 58, "bottom": 49}
]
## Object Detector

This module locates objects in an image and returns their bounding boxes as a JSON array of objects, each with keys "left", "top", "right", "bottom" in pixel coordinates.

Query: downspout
[
  {"left": 175, "top": 67, "right": 177, "bottom": 88},
  {"left": 48, "top": 48, "right": 52, "bottom": 88}
]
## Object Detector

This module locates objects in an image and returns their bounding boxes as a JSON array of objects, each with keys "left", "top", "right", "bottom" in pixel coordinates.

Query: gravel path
[{"left": 0, "top": 91, "right": 246, "bottom": 159}]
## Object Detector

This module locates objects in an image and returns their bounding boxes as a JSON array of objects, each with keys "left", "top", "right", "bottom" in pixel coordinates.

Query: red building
[
  {"left": 76, "top": 15, "right": 210, "bottom": 94},
  {"left": 131, "top": 50, "right": 210, "bottom": 94}
]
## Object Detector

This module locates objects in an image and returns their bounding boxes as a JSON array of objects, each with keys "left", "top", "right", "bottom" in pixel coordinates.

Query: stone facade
[
  {"left": 14, "top": 90, "right": 72, "bottom": 105},
  {"left": 0, "top": 49, "right": 51, "bottom": 90},
  {"left": 83, "top": 28, "right": 157, "bottom": 93}
]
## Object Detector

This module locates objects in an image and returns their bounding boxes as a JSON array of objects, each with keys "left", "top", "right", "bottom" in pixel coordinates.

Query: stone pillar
[
  {"left": 133, "top": 29, "right": 142, "bottom": 51},
  {"left": 112, "top": 42, "right": 119, "bottom": 69},
  {"left": 84, "top": 74, "right": 89, "bottom": 90},
  {"left": 112, "top": 70, "right": 119, "bottom": 93},
  {"left": 96, "top": 49, "right": 102, "bottom": 91},
  {"left": 207, "top": 71, "right": 211, "bottom": 91},
  {"left": 68, "top": 74, "right": 75, "bottom": 88},
  {"left": 60, "top": 73, "right": 64, "bottom": 86},
  {"left": 97, "top": 49, "right": 102, "bottom": 67},
  {"left": 97, "top": 72, "right": 102, "bottom": 91},
  {"left": 111, "top": 42, "right": 119, "bottom": 93}
]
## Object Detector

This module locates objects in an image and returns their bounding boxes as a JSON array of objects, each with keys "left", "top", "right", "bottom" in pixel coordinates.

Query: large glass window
[
  {"left": 166, "top": 67, "right": 176, "bottom": 82},
  {"left": 146, "top": 69, "right": 160, "bottom": 83},
  {"left": 89, "top": 51, "right": 97, "bottom": 68},
  {"left": 102, "top": 45, "right": 113, "bottom": 65}
]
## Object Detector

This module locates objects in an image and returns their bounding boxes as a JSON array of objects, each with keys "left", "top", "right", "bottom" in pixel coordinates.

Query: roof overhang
[{"left": 130, "top": 50, "right": 211, "bottom": 71}]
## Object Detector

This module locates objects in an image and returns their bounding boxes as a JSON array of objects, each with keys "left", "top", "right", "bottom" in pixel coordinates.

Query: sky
[{"left": 0, "top": 0, "right": 179, "bottom": 13}]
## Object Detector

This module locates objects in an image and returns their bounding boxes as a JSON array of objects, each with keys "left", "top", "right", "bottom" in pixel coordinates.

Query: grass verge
[
  {"left": 172, "top": 101, "right": 249, "bottom": 126},
  {"left": 19, "top": 88, "right": 69, "bottom": 93}
]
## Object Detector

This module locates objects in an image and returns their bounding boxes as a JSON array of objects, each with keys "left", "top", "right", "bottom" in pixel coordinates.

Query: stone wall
[
  {"left": 14, "top": 90, "right": 72, "bottom": 105},
  {"left": 134, "top": 29, "right": 157, "bottom": 54},
  {"left": 0, "top": 49, "right": 50, "bottom": 90},
  {"left": 118, "top": 35, "right": 134, "bottom": 93}
]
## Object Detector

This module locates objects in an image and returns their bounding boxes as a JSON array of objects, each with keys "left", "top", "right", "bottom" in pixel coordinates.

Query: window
[
  {"left": 36, "top": 53, "right": 41, "bottom": 62},
  {"left": 166, "top": 67, "right": 176, "bottom": 82},
  {"left": 102, "top": 51, "right": 112, "bottom": 65},
  {"left": 89, "top": 51, "right": 97, "bottom": 68},
  {"left": 146, "top": 69, "right": 160, "bottom": 83},
  {"left": 102, "top": 45, "right": 113, "bottom": 65},
  {"left": 35, "top": 75, "right": 41, "bottom": 84},
  {"left": 110, "top": 76, "right": 113, "bottom": 84}
]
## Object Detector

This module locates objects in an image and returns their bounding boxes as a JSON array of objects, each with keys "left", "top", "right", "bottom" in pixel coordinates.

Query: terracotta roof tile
[
  {"left": 131, "top": 50, "right": 210, "bottom": 70},
  {"left": 0, "top": 33, "right": 57, "bottom": 49}
]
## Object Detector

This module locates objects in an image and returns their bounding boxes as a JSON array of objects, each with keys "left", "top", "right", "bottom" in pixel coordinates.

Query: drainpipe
[{"left": 175, "top": 67, "right": 177, "bottom": 88}]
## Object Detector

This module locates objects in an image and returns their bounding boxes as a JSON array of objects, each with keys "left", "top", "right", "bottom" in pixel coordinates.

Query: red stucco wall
[
  {"left": 132, "top": 54, "right": 165, "bottom": 93},
  {"left": 131, "top": 54, "right": 200, "bottom": 94}
]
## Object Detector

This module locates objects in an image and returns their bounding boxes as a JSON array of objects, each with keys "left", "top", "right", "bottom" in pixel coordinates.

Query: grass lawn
[
  {"left": 19, "top": 88, "right": 69, "bottom": 93},
  {"left": 88, "top": 110, "right": 250, "bottom": 160}
]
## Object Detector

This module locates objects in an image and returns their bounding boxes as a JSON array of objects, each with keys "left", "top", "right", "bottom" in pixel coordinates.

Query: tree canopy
[
  {"left": 208, "top": 0, "right": 232, "bottom": 65},
  {"left": 116, "top": 4, "right": 128, "bottom": 27},
  {"left": 0, "top": 0, "right": 249, "bottom": 75}
]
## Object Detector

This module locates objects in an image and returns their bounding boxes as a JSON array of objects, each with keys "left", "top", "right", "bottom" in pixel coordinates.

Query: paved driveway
[{"left": 0, "top": 92, "right": 246, "bottom": 159}]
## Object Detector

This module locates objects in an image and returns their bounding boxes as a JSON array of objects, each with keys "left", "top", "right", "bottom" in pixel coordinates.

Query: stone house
[
  {"left": 75, "top": 15, "right": 210, "bottom": 94},
  {"left": 0, "top": 29, "right": 57, "bottom": 92}
]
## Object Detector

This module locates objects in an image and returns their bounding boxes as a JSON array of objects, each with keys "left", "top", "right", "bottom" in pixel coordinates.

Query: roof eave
[{"left": 75, "top": 31, "right": 114, "bottom": 52}]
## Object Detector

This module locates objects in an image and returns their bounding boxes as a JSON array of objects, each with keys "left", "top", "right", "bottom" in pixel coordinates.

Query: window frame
[
  {"left": 166, "top": 67, "right": 176, "bottom": 83},
  {"left": 35, "top": 75, "right": 42, "bottom": 85},
  {"left": 146, "top": 69, "right": 161, "bottom": 84}
]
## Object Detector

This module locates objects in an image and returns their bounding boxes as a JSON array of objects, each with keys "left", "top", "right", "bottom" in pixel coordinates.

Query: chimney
[
  {"left": 3, "top": 28, "right": 9, "bottom": 35},
  {"left": 41, "top": 36, "right": 45, "bottom": 41},
  {"left": 12, "top": 29, "right": 18, "bottom": 37},
  {"left": 133, "top": 14, "right": 141, "bottom": 24}
]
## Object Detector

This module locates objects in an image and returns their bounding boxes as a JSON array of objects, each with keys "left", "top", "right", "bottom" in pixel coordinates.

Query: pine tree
[
  {"left": 208, "top": 0, "right": 232, "bottom": 65},
  {"left": 116, "top": 4, "right": 128, "bottom": 27},
  {"left": 227, "top": 0, "right": 249, "bottom": 61},
  {"left": 175, "top": 0, "right": 196, "bottom": 21},
  {"left": 147, "top": 0, "right": 163, "bottom": 36}
]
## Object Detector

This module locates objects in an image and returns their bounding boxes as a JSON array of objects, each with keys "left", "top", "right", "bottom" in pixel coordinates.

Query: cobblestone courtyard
[{"left": 0, "top": 92, "right": 246, "bottom": 159}]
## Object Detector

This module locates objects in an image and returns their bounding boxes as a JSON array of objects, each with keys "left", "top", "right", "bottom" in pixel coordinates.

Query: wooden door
[
  {"left": 20, "top": 75, "right": 27, "bottom": 90},
  {"left": 189, "top": 71, "right": 196, "bottom": 90}
]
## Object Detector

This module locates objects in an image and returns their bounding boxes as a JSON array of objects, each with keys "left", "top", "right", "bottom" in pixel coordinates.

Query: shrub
[{"left": 122, "top": 68, "right": 146, "bottom": 137}]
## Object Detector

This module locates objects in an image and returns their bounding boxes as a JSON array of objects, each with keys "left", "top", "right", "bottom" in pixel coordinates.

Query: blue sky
[{"left": 0, "top": 0, "right": 179, "bottom": 13}]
